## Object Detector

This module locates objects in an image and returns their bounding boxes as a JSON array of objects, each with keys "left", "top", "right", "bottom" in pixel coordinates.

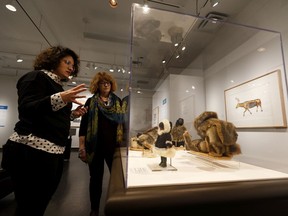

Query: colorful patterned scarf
[{"left": 85, "top": 92, "right": 123, "bottom": 163}]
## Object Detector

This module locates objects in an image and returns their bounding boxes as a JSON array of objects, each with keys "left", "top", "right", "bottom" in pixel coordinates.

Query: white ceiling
[{"left": 1, "top": 0, "right": 286, "bottom": 92}]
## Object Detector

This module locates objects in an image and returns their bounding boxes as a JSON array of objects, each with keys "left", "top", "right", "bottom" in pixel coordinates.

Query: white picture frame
[{"left": 224, "top": 70, "right": 287, "bottom": 128}]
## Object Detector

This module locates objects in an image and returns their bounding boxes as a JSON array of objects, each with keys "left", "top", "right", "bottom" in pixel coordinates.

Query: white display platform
[{"left": 127, "top": 150, "right": 288, "bottom": 188}]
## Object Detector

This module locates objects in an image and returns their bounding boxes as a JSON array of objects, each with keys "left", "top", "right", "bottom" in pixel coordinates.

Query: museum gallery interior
[{"left": 1, "top": 0, "right": 288, "bottom": 215}]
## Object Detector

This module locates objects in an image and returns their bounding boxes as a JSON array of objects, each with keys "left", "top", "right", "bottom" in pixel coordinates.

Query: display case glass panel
[{"left": 121, "top": 3, "right": 288, "bottom": 188}]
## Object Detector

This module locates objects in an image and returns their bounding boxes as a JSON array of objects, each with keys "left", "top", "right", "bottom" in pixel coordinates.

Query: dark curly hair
[{"left": 33, "top": 45, "right": 80, "bottom": 77}]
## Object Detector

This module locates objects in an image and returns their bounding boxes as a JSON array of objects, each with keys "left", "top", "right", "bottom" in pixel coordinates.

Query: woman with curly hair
[
  {"left": 1, "top": 45, "right": 87, "bottom": 216},
  {"left": 78, "top": 72, "right": 123, "bottom": 216}
]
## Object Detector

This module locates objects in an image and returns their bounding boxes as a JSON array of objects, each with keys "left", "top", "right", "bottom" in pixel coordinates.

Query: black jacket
[
  {"left": 14, "top": 70, "right": 72, "bottom": 147},
  {"left": 155, "top": 133, "right": 172, "bottom": 149}
]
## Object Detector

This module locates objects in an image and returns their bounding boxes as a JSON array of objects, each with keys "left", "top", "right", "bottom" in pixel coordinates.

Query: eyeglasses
[
  {"left": 99, "top": 81, "right": 111, "bottom": 86},
  {"left": 63, "top": 59, "right": 75, "bottom": 71}
]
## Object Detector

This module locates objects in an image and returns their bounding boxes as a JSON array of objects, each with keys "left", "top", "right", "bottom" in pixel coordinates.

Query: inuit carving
[{"left": 187, "top": 111, "right": 241, "bottom": 158}]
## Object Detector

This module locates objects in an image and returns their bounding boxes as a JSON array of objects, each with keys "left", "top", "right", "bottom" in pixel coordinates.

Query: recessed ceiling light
[
  {"left": 6, "top": 1, "right": 17, "bottom": 12},
  {"left": 16, "top": 55, "right": 23, "bottom": 62},
  {"left": 257, "top": 47, "right": 266, "bottom": 52}
]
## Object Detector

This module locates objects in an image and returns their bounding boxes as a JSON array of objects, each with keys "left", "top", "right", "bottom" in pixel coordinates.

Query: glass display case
[
  {"left": 105, "top": 3, "right": 288, "bottom": 216},
  {"left": 120, "top": 3, "right": 288, "bottom": 189}
]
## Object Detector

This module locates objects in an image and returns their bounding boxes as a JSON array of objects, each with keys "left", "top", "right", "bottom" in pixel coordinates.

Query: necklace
[
  {"left": 100, "top": 95, "right": 108, "bottom": 101},
  {"left": 100, "top": 95, "right": 109, "bottom": 105}
]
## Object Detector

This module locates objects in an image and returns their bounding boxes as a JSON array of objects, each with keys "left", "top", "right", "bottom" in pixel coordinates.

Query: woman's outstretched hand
[{"left": 60, "top": 83, "right": 87, "bottom": 105}]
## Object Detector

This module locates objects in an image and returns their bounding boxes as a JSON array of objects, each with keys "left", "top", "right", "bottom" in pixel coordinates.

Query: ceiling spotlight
[
  {"left": 162, "top": 59, "right": 166, "bottom": 64},
  {"left": 168, "top": 27, "right": 183, "bottom": 47},
  {"left": 16, "top": 55, "right": 23, "bottom": 63},
  {"left": 122, "top": 67, "right": 126, "bottom": 73},
  {"left": 210, "top": 0, "right": 220, "bottom": 7},
  {"left": 109, "top": 65, "right": 114, "bottom": 72},
  {"left": 6, "top": 0, "right": 17, "bottom": 12},
  {"left": 109, "top": 0, "right": 118, "bottom": 8},
  {"left": 175, "top": 52, "right": 180, "bottom": 59}
]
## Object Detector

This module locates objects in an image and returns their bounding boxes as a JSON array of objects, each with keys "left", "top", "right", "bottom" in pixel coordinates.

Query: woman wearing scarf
[{"left": 78, "top": 72, "right": 123, "bottom": 216}]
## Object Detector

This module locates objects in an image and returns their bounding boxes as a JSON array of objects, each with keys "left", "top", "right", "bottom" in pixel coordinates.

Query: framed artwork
[
  {"left": 224, "top": 70, "right": 287, "bottom": 128},
  {"left": 152, "top": 106, "right": 159, "bottom": 127}
]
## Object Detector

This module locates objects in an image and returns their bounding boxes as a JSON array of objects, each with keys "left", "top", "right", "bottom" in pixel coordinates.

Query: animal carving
[
  {"left": 186, "top": 111, "right": 241, "bottom": 158},
  {"left": 134, "top": 126, "right": 158, "bottom": 150},
  {"left": 235, "top": 98, "right": 263, "bottom": 116}
]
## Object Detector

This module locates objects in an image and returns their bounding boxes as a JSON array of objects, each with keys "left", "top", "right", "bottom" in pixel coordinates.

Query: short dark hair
[{"left": 33, "top": 45, "right": 80, "bottom": 77}]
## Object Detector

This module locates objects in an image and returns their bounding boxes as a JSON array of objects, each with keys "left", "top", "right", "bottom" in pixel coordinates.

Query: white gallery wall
[
  {"left": 152, "top": 74, "right": 205, "bottom": 138},
  {"left": 0, "top": 77, "right": 18, "bottom": 146},
  {"left": 129, "top": 91, "right": 153, "bottom": 137}
]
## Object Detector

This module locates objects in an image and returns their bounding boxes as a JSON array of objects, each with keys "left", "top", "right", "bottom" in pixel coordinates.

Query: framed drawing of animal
[{"left": 224, "top": 69, "right": 287, "bottom": 128}]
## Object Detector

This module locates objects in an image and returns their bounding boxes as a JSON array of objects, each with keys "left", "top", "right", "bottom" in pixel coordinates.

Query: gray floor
[{"left": 0, "top": 150, "right": 110, "bottom": 216}]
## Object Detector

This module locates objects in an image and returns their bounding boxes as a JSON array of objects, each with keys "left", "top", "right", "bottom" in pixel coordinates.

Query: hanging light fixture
[
  {"left": 6, "top": 0, "right": 17, "bottom": 12},
  {"left": 108, "top": 0, "right": 118, "bottom": 8},
  {"left": 16, "top": 55, "right": 23, "bottom": 63}
]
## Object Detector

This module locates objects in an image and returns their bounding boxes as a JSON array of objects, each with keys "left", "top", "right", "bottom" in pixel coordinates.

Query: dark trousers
[
  {"left": 88, "top": 146, "right": 115, "bottom": 212},
  {"left": 5, "top": 140, "right": 64, "bottom": 216}
]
